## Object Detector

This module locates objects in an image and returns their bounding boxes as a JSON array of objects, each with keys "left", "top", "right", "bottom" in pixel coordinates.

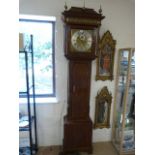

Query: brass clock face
[{"left": 71, "top": 29, "right": 93, "bottom": 52}]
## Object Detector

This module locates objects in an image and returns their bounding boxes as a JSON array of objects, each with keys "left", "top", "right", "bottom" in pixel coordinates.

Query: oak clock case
[{"left": 61, "top": 7, "right": 104, "bottom": 155}]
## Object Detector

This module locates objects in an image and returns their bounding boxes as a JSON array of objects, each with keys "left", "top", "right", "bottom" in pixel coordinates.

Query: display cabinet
[{"left": 112, "top": 48, "right": 135, "bottom": 155}]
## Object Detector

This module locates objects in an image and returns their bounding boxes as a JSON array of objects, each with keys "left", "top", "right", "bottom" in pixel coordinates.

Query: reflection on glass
[
  {"left": 112, "top": 49, "right": 135, "bottom": 154},
  {"left": 99, "top": 54, "right": 111, "bottom": 76},
  {"left": 113, "top": 50, "right": 129, "bottom": 150},
  {"left": 97, "top": 100, "right": 108, "bottom": 124},
  {"left": 122, "top": 50, "right": 135, "bottom": 152}
]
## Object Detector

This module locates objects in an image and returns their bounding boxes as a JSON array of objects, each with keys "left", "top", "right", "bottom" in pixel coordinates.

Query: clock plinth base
[{"left": 61, "top": 116, "right": 93, "bottom": 154}]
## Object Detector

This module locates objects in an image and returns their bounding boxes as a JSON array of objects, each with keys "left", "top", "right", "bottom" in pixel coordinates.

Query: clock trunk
[
  {"left": 67, "top": 61, "right": 91, "bottom": 120},
  {"left": 63, "top": 60, "right": 93, "bottom": 154}
]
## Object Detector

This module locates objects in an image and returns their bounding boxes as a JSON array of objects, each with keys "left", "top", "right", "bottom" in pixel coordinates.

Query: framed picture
[
  {"left": 96, "top": 31, "right": 116, "bottom": 81},
  {"left": 94, "top": 86, "right": 112, "bottom": 129}
]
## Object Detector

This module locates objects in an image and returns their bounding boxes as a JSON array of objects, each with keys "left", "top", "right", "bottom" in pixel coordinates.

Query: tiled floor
[{"left": 36, "top": 142, "right": 118, "bottom": 155}]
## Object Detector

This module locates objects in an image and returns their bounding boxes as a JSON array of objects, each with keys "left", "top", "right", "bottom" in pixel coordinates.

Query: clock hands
[{"left": 77, "top": 37, "right": 87, "bottom": 51}]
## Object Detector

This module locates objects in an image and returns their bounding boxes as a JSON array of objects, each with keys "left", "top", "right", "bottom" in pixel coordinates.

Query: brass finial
[
  {"left": 99, "top": 5, "right": 102, "bottom": 14},
  {"left": 83, "top": 0, "right": 85, "bottom": 9},
  {"left": 64, "top": 2, "right": 68, "bottom": 10}
]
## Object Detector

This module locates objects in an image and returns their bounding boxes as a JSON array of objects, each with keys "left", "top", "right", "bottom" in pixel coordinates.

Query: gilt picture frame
[
  {"left": 94, "top": 86, "right": 112, "bottom": 129},
  {"left": 96, "top": 31, "right": 116, "bottom": 81}
]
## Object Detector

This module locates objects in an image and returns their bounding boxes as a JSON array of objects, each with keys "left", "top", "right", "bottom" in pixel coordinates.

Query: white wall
[{"left": 19, "top": 0, "right": 135, "bottom": 146}]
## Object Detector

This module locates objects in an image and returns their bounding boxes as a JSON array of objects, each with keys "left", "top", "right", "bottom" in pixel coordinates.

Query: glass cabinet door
[
  {"left": 112, "top": 48, "right": 135, "bottom": 155},
  {"left": 122, "top": 50, "right": 135, "bottom": 152}
]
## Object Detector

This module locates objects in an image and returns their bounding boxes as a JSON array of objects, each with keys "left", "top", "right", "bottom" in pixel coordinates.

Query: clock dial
[{"left": 71, "top": 29, "right": 93, "bottom": 52}]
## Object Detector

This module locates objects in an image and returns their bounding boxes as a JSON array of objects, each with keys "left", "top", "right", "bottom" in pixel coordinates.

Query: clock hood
[{"left": 62, "top": 7, "right": 105, "bottom": 26}]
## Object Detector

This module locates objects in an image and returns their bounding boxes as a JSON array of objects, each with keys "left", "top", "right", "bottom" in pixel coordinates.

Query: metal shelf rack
[{"left": 19, "top": 34, "right": 38, "bottom": 155}]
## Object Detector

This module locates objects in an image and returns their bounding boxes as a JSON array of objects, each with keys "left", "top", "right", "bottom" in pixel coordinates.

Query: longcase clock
[{"left": 60, "top": 7, "right": 104, "bottom": 154}]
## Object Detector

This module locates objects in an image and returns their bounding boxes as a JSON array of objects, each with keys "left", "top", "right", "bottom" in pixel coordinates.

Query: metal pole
[
  {"left": 25, "top": 50, "right": 33, "bottom": 155},
  {"left": 30, "top": 35, "right": 38, "bottom": 152}
]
